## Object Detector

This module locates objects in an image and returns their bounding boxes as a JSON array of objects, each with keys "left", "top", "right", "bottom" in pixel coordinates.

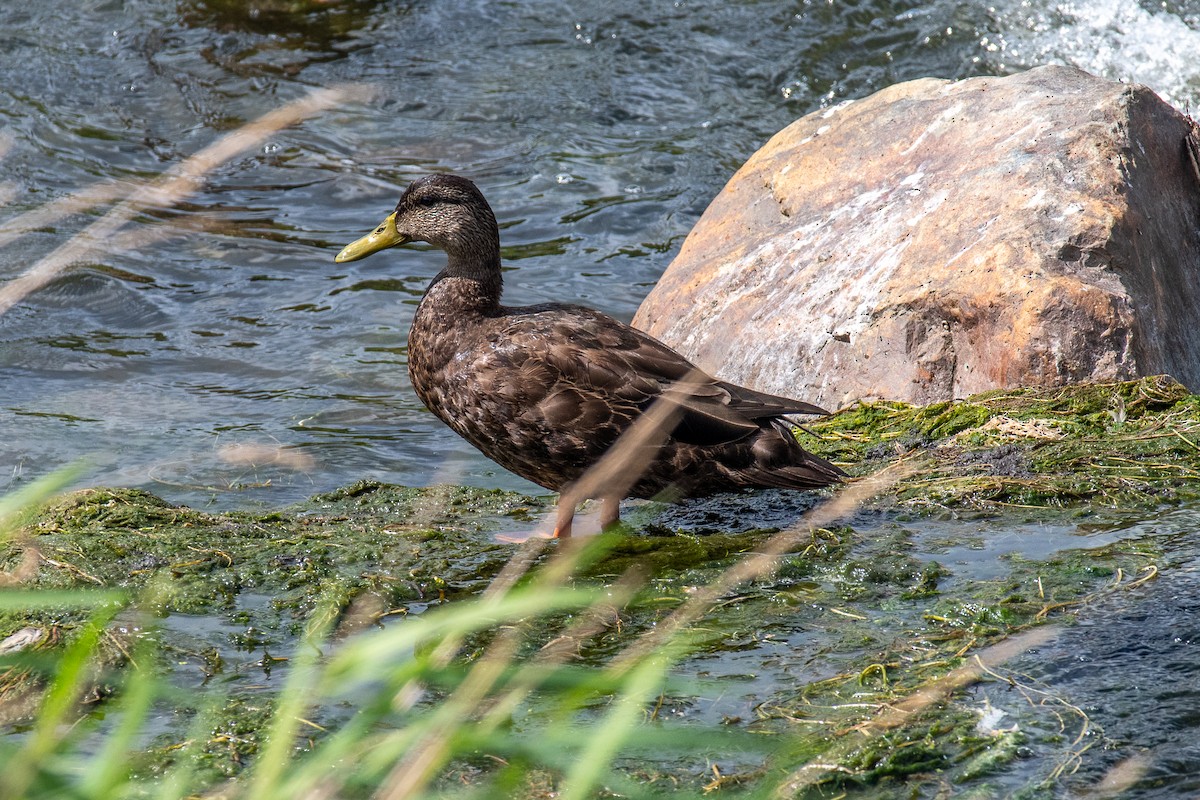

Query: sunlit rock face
[{"left": 633, "top": 65, "right": 1200, "bottom": 407}]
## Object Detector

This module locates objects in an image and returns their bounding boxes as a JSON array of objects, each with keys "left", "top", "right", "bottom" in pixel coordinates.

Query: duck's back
[{"left": 406, "top": 275, "right": 843, "bottom": 497}]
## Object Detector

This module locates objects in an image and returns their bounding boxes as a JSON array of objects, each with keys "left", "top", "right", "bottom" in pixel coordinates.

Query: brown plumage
[{"left": 335, "top": 174, "right": 844, "bottom": 537}]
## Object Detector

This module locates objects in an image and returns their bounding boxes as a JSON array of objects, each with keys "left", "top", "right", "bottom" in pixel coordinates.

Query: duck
[{"left": 335, "top": 174, "right": 844, "bottom": 537}]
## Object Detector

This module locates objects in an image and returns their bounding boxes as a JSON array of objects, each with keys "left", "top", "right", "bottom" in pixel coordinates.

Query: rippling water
[
  {"left": 3, "top": 0, "right": 1199, "bottom": 508},
  {"left": 5, "top": 1, "right": 1200, "bottom": 794}
]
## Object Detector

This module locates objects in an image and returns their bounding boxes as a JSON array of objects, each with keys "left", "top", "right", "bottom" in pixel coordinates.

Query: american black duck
[{"left": 335, "top": 174, "right": 844, "bottom": 537}]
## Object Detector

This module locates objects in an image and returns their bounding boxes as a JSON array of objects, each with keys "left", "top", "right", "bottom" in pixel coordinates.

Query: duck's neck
[
  {"left": 412, "top": 255, "right": 502, "bottom": 380},
  {"left": 444, "top": 250, "right": 502, "bottom": 301},
  {"left": 427, "top": 228, "right": 503, "bottom": 307}
]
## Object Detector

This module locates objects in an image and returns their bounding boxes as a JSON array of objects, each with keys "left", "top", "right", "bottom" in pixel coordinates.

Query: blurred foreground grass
[{"left": 0, "top": 376, "right": 1189, "bottom": 798}]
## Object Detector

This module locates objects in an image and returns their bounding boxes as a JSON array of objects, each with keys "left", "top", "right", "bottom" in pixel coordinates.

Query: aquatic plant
[{"left": 0, "top": 407, "right": 1167, "bottom": 798}]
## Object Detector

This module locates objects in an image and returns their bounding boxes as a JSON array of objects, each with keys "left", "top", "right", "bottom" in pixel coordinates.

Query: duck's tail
[{"left": 738, "top": 419, "right": 846, "bottom": 490}]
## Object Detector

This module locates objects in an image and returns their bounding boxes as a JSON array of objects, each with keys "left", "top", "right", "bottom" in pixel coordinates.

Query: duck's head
[{"left": 335, "top": 174, "right": 499, "bottom": 265}]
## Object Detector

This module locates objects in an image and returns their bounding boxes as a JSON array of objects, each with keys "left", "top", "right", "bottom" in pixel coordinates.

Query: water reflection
[{"left": 180, "top": 0, "right": 388, "bottom": 71}]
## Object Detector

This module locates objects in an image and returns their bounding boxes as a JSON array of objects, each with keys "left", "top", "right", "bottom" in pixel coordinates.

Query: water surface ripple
[
  {"left": 1, "top": 0, "right": 1198, "bottom": 509},
  {"left": 5, "top": 2, "right": 1200, "bottom": 795}
]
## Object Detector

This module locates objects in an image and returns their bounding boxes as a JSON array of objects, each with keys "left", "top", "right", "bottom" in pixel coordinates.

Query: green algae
[
  {"left": 801, "top": 374, "right": 1200, "bottom": 510},
  {"left": 1, "top": 377, "right": 1193, "bottom": 797},
  {"left": 735, "top": 530, "right": 1161, "bottom": 799},
  {"left": 9, "top": 482, "right": 537, "bottom": 619},
  {"left": 0, "top": 500, "right": 1163, "bottom": 796}
]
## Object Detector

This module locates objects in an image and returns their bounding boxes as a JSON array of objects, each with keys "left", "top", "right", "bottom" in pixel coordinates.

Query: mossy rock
[{"left": 800, "top": 375, "right": 1200, "bottom": 510}]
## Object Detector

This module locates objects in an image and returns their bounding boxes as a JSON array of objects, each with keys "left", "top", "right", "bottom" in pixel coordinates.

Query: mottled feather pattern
[
  {"left": 408, "top": 276, "right": 842, "bottom": 498},
  {"left": 339, "top": 173, "right": 843, "bottom": 535}
]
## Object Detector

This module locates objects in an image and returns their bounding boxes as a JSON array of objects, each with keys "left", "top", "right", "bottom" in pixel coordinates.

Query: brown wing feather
[{"left": 485, "top": 305, "right": 825, "bottom": 448}]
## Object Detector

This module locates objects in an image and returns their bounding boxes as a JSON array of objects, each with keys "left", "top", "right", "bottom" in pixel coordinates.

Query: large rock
[{"left": 633, "top": 65, "right": 1200, "bottom": 408}]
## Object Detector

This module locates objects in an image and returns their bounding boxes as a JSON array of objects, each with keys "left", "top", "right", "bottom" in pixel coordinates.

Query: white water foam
[{"left": 986, "top": 0, "right": 1200, "bottom": 112}]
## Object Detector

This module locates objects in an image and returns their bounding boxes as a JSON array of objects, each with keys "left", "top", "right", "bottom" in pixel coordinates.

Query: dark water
[
  {"left": 4, "top": 0, "right": 1198, "bottom": 509},
  {"left": 964, "top": 508, "right": 1200, "bottom": 798},
  {"left": 4, "top": 0, "right": 1200, "bottom": 795}
]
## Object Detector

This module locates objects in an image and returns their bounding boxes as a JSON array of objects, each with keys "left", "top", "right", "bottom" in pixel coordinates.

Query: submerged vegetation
[{"left": 0, "top": 376, "right": 1191, "bottom": 797}]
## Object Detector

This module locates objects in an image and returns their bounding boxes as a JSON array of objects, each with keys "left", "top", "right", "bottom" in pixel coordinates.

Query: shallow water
[
  {"left": 963, "top": 507, "right": 1200, "bottom": 798},
  {"left": 4, "top": 0, "right": 1199, "bottom": 509},
  {"left": 5, "top": 1, "right": 1200, "bottom": 795}
]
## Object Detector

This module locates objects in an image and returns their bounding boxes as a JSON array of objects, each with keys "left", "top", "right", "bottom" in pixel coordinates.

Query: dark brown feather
[
  {"left": 408, "top": 293, "right": 844, "bottom": 498},
  {"left": 345, "top": 174, "right": 845, "bottom": 517}
]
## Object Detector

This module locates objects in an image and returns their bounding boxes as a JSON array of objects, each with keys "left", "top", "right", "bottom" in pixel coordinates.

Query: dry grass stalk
[
  {"left": 216, "top": 443, "right": 316, "bottom": 472},
  {"left": 0, "top": 181, "right": 136, "bottom": 251},
  {"left": 1087, "top": 752, "right": 1153, "bottom": 798},
  {"left": 373, "top": 373, "right": 905, "bottom": 798},
  {"left": 392, "top": 368, "right": 709, "bottom": 699},
  {"left": 555, "top": 368, "right": 701, "bottom": 515},
  {"left": 856, "top": 625, "right": 1060, "bottom": 736},
  {"left": 373, "top": 372, "right": 716, "bottom": 799},
  {"left": 776, "top": 625, "right": 1062, "bottom": 795},
  {"left": 376, "top": 563, "right": 649, "bottom": 800},
  {"left": 609, "top": 456, "right": 921, "bottom": 676},
  {"left": 375, "top": 626, "right": 522, "bottom": 800},
  {"left": 376, "top": 538, "right": 624, "bottom": 800},
  {"left": 0, "top": 546, "right": 40, "bottom": 587},
  {"left": 0, "top": 83, "right": 373, "bottom": 317}
]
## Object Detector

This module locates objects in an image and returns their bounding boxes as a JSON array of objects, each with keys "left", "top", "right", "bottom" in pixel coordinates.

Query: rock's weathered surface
[{"left": 633, "top": 65, "right": 1200, "bottom": 408}]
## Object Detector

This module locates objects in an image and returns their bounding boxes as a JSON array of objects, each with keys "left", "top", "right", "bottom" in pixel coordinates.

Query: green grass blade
[
  {"left": 78, "top": 652, "right": 159, "bottom": 798},
  {"left": 0, "top": 461, "right": 89, "bottom": 536},
  {"left": 2, "top": 600, "right": 125, "bottom": 800},
  {"left": 0, "top": 589, "right": 126, "bottom": 611},
  {"left": 150, "top": 687, "right": 239, "bottom": 800},
  {"left": 245, "top": 585, "right": 342, "bottom": 800},
  {"left": 322, "top": 585, "right": 602, "bottom": 690},
  {"left": 559, "top": 652, "right": 671, "bottom": 800},
  {"left": 78, "top": 578, "right": 176, "bottom": 799}
]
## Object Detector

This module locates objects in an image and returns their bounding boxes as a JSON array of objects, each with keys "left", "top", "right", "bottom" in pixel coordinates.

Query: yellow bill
[{"left": 334, "top": 212, "right": 410, "bottom": 263}]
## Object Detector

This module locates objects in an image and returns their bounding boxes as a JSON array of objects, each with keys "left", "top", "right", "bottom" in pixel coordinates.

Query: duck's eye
[{"left": 416, "top": 195, "right": 440, "bottom": 207}]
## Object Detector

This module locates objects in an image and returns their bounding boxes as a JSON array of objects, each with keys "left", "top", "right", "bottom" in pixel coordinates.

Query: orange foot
[{"left": 493, "top": 497, "right": 621, "bottom": 543}]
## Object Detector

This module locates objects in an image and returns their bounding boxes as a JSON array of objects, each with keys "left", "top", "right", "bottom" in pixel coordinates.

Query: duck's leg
[
  {"left": 600, "top": 497, "right": 621, "bottom": 530},
  {"left": 551, "top": 498, "right": 576, "bottom": 539}
]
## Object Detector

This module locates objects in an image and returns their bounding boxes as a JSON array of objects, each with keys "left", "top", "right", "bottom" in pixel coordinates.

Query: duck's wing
[{"left": 488, "top": 306, "right": 827, "bottom": 448}]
